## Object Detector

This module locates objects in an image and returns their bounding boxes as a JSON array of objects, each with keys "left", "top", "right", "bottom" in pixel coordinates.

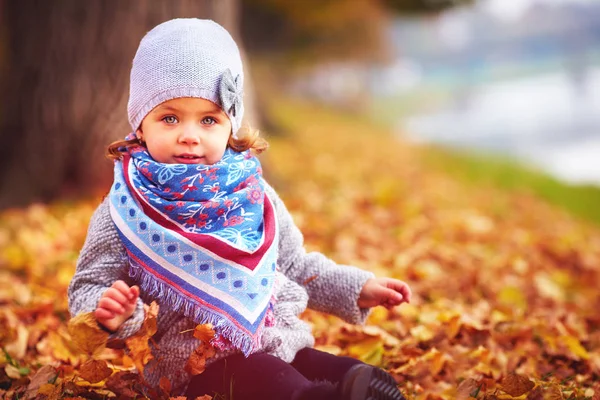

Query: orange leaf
[
  {"left": 125, "top": 334, "right": 153, "bottom": 373},
  {"left": 193, "top": 324, "right": 215, "bottom": 343},
  {"left": 160, "top": 376, "right": 172, "bottom": 396},
  {"left": 67, "top": 312, "right": 108, "bottom": 356},
  {"left": 500, "top": 373, "right": 535, "bottom": 397},
  {"left": 185, "top": 342, "right": 216, "bottom": 376},
  {"left": 124, "top": 301, "right": 160, "bottom": 373},
  {"left": 78, "top": 359, "right": 112, "bottom": 384}
]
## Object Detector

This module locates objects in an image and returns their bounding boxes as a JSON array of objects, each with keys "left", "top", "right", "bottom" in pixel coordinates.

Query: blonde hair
[{"left": 106, "top": 125, "right": 268, "bottom": 161}]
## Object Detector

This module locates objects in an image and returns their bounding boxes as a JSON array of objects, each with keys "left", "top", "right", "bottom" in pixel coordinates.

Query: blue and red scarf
[{"left": 108, "top": 142, "right": 278, "bottom": 355}]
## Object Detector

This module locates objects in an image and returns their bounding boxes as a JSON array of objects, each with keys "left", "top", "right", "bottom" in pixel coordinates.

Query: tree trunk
[{"left": 0, "top": 0, "right": 251, "bottom": 209}]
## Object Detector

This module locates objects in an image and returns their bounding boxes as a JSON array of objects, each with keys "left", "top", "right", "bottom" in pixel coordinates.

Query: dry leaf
[
  {"left": 125, "top": 334, "right": 153, "bottom": 373},
  {"left": 105, "top": 371, "right": 141, "bottom": 399},
  {"left": 193, "top": 324, "right": 216, "bottom": 343},
  {"left": 185, "top": 342, "right": 216, "bottom": 376},
  {"left": 456, "top": 378, "right": 482, "bottom": 400},
  {"left": 67, "top": 312, "right": 108, "bottom": 356},
  {"left": 160, "top": 376, "right": 172, "bottom": 396},
  {"left": 4, "top": 364, "right": 22, "bottom": 379},
  {"left": 124, "top": 301, "right": 159, "bottom": 373},
  {"left": 78, "top": 359, "right": 112, "bottom": 384},
  {"left": 500, "top": 373, "right": 535, "bottom": 397},
  {"left": 25, "top": 365, "right": 58, "bottom": 399}
]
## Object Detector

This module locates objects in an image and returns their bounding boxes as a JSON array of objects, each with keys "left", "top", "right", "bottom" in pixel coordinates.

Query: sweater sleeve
[
  {"left": 67, "top": 198, "right": 145, "bottom": 339},
  {"left": 265, "top": 184, "right": 374, "bottom": 325}
]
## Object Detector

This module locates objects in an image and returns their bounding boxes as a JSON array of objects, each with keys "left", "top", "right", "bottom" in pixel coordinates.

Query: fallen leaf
[
  {"left": 456, "top": 378, "right": 482, "bottom": 400},
  {"left": 25, "top": 365, "right": 58, "bottom": 399},
  {"left": 4, "top": 325, "right": 28, "bottom": 360},
  {"left": 4, "top": 364, "right": 22, "bottom": 379},
  {"left": 500, "top": 373, "right": 535, "bottom": 397},
  {"left": 78, "top": 359, "right": 112, "bottom": 384},
  {"left": 105, "top": 371, "right": 141, "bottom": 399}
]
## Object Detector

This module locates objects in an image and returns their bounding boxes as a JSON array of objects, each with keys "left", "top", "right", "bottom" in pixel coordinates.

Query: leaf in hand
[
  {"left": 67, "top": 312, "right": 108, "bottom": 356},
  {"left": 125, "top": 301, "right": 159, "bottom": 373}
]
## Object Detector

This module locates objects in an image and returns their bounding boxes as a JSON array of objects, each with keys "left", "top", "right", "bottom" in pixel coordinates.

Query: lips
[{"left": 174, "top": 154, "right": 204, "bottom": 164}]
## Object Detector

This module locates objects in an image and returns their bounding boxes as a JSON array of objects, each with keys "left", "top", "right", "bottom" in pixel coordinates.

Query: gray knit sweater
[{"left": 68, "top": 183, "right": 374, "bottom": 395}]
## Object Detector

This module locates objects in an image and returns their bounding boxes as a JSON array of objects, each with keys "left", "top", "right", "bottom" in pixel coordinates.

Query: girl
[{"left": 68, "top": 18, "right": 411, "bottom": 400}]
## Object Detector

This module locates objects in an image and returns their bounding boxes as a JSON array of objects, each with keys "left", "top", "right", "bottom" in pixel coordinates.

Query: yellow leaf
[
  {"left": 347, "top": 337, "right": 384, "bottom": 366},
  {"left": 560, "top": 335, "right": 590, "bottom": 360},
  {"left": 67, "top": 312, "right": 108, "bottom": 356},
  {"left": 78, "top": 359, "right": 112, "bottom": 384},
  {"left": 498, "top": 286, "right": 527, "bottom": 311},
  {"left": 46, "top": 331, "right": 80, "bottom": 364},
  {"left": 410, "top": 325, "right": 435, "bottom": 342}
]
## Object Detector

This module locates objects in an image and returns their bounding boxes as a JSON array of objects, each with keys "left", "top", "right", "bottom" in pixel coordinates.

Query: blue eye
[
  {"left": 202, "top": 117, "right": 217, "bottom": 125},
  {"left": 163, "top": 116, "right": 178, "bottom": 124}
]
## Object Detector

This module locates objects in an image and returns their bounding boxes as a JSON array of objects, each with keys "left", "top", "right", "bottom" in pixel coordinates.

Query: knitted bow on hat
[{"left": 220, "top": 68, "right": 244, "bottom": 119}]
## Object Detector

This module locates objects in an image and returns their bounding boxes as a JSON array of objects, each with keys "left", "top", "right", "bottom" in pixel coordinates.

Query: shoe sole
[{"left": 366, "top": 368, "right": 405, "bottom": 400}]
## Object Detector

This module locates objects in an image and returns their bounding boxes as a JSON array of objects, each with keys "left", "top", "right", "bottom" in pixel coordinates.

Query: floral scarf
[{"left": 108, "top": 143, "right": 278, "bottom": 355}]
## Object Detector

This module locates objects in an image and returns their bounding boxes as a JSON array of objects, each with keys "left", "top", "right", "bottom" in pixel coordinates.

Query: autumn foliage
[{"left": 1, "top": 100, "right": 600, "bottom": 399}]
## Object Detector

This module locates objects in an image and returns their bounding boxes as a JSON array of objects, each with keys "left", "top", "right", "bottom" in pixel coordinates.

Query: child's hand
[
  {"left": 357, "top": 278, "right": 412, "bottom": 309},
  {"left": 94, "top": 280, "right": 139, "bottom": 333}
]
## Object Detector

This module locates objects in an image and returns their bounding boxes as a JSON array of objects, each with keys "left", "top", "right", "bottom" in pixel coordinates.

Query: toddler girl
[{"left": 68, "top": 18, "right": 411, "bottom": 400}]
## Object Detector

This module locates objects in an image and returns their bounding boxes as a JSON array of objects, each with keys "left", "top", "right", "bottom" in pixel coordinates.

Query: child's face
[{"left": 138, "top": 97, "right": 232, "bottom": 165}]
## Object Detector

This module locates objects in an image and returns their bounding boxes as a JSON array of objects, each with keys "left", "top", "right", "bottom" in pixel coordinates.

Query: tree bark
[{"left": 0, "top": 0, "right": 251, "bottom": 208}]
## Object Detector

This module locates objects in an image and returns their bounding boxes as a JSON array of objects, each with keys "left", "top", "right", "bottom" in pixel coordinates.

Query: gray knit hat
[{"left": 127, "top": 18, "right": 244, "bottom": 135}]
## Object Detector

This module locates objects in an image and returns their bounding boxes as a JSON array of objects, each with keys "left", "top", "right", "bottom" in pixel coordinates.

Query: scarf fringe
[{"left": 129, "top": 262, "right": 264, "bottom": 356}]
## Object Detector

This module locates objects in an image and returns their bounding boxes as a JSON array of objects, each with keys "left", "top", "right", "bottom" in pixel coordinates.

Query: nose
[{"left": 178, "top": 125, "right": 201, "bottom": 145}]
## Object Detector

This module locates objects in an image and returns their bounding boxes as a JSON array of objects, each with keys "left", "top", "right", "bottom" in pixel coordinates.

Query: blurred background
[{"left": 0, "top": 0, "right": 598, "bottom": 209}]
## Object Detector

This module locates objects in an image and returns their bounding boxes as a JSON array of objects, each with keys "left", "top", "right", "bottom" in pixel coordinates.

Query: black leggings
[{"left": 185, "top": 347, "right": 363, "bottom": 400}]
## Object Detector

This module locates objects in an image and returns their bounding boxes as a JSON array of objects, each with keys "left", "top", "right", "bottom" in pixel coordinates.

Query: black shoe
[{"left": 339, "top": 364, "right": 406, "bottom": 400}]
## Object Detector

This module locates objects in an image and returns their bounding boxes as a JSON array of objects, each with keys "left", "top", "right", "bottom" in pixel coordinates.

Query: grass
[{"left": 419, "top": 144, "right": 600, "bottom": 227}]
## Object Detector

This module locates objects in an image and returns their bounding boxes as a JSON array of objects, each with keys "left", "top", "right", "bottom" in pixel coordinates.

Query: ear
[{"left": 135, "top": 128, "right": 144, "bottom": 141}]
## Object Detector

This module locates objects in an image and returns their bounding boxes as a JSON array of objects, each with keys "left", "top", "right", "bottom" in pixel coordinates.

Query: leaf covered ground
[{"left": 1, "top": 100, "right": 600, "bottom": 399}]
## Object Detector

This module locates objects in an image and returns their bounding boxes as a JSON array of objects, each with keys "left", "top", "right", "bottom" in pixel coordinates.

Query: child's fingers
[
  {"left": 381, "top": 288, "right": 404, "bottom": 306},
  {"left": 98, "top": 296, "right": 126, "bottom": 314},
  {"left": 129, "top": 285, "right": 140, "bottom": 301},
  {"left": 111, "top": 280, "right": 132, "bottom": 296},
  {"left": 94, "top": 307, "right": 115, "bottom": 320},
  {"left": 104, "top": 287, "right": 129, "bottom": 305},
  {"left": 387, "top": 279, "right": 412, "bottom": 303}
]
